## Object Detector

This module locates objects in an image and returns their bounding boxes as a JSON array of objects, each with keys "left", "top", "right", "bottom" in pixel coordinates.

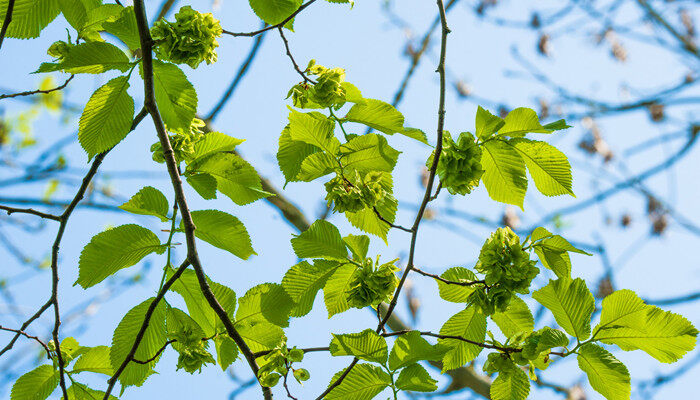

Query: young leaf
[
  {"left": 510, "top": 139, "right": 574, "bottom": 197},
  {"left": 595, "top": 305, "right": 698, "bottom": 363},
  {"left": 491, "top": 296, "right": 534, "bottom": 338},
  {"left": 577, "top": 344, "right": 630, "bottom": 400},
  {"left": 277, "top": 125, "right": 319, "bottom": 183},
  {"left": 36, "top": 42, "right": 131, "bottom": 74},
  {"left": 297, "top": 152, "right": 337, "bottom": 181},
  {"left": 151, "top": 60, "right": 198, "bottom": 133},
  {"left": 325, "top": 363, "right": 392, "bottom": 400},
  {"left": 118, "top": 186, "right": 169, "bottom": 221},
  {"left": 533, "top": 278, "right": 595, "bottom": 340},
  {"left": 345, "top": 173, "right": 397, "bottom": 242},
  {"left": 400, "top": 127, "right": 430, "bottom": 145},
  {"left": 0, "top": 0, "right": 61, "bottom": 39},
  {"left": 248, "top": 0, "right": 302, "bottom": 25},
  {"left": 323, "top": 263, "right": 356, "bottom": 318},
  {"left": 102, "top": 5, "right": 140, "bottom": 50},
  {"left": 480, "top": 139, "right": 527, "bottom": 209},
  {"left": 189, "top": 132, "right": 245, "bottom": 165},
  {"left": 595, "top": 289, "right": 648, "bottom": 332},
  {"left": 291, "top": 220, "right": 348, "bottom": 260},
  {"left": 438, "top": 307, "right": 487, "bottom": 372},
  {"left": 288, "top": 109, "right": 340, "bottom": 154},
  {"left": 329, "top": 329, "right": 388, "bottom": 363},
  {"left": 282, "top": 260, "right": 341, "bottom": 317},
  {"left": 343, "top": 99, "right": 404, "bottom": 135},
  {"left": 65, "top": 383, "right": 118, "bottom": 400},
  {"left": 78, "top": 76, "right": 135, "bottom": 159},
  {"left": 340, "top": 134, "right": 400, "bottom": 174},
  {"left": 79, "top": 4, "right": 123, "bottom": 40},
  {"left": 343, "top": 234, "right": 369, "bottom": 262},
  {"left": 237, "top": 321, "right": 285, "bottom": 352},
  {"left": 475, "top": 106, "right": 505, "bottom": 140},
  {"left": 236, "top": 283, "right": 293, "bottom": 328},
  {"left": 388, "top": 330, "right": 446, "bottom": 371},
  {"left": 110, "top": 297, "right": 167, "bottom": 387},
  {"left": 436, "top": 267, "right": 478, "bottom": 303},
  {"left": 189, "top": 153, "right": 271, "bottom": 205},
  {"left": 10, "top": 365, "right": 58, "bottom": 400},
  {"left": 72, "top": 346, "right": 113, "bottom": 375},
  {"left": 531, "top": 227, "right": 591, "bottom": 279},
  {"left": 58, "top": 0, "right": 100, "bottom": 31},
  {"left": 490, "top": 369, "right": 530, "bottom": 400},
  {"left": 186, "top": 173, "right": 218, "bottom": 200},
  {"left": 187, "top": 210, "right": 255, "bottom": 260},
  {"left": 499, "top": 107, "right": 559, "bottom": 137},
  {"left": 214, "top": 335, "right": 238, "bottom": 371},
  {"left": 76, "top": 224, "right": 166, "bottom": 288},
  {"left": 395, "top": 363, "right": 438, "bottom": 392}
]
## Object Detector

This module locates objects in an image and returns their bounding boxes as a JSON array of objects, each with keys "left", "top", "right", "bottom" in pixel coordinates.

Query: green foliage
[
  {"left": 119, "top": 186, "right": 170, "bottom": 221},
  {"left": 491, "top": 296, "right": 534, "bottom": 338},
  {"left": 346, "top": 257, "right": 399, "bottom": 309},
  {"left": 395, "top": 363, "right": 438, "bottom": 392},
  {"left": 187, "top": 209, "right": 255, "bottom": 260},
  {"left": 0, "top": 0, "right": 60, "bottom": 39},
  {"left": 151, "top": 60, "right": 198, "bottom": 132},
  {"left": 577, "top": 344, "right": 630, "bottom": 400},
  {"left": 10, "top": 365, "right": 58, "bottom": 400},
  {"left": 490, "top": 367, "right": 530, "bottom": 400},
  {"left": 329, "top": 329, "right": 388, "bottom": 363},
  {"left": 387, "top": 331, "right": 446, "bottom": 371},
  {"left": 325, "top": 364, "right": 391, "bottom": 400},
  {"left": 36, "top": 41, "right": 132, "bottom": 74},
  {"left": 76, "top": 224, "right": 167, "bottom": 288},
  {"left": 248, "top": 0, "right": 302, "bottom": 26},
  {"left": 431, "top": 131, "right": 484, "bottom": 195},
  {"left": 438, "top": 307, "right": 487, "bottom": 372},
  {"left": 78, "top": 75, "right": 135, "bottom": 159},
  {"left": 151, "top": 6, "right": 222, "bottom": 69},
  {"left": 533, "top": 278, "right": 595, "bottom": 340},
  {"left": 291, "top": 220, "right": 348, "bottom": 260},
  {"left": 436, "top": 267, "right": 478, "bottom": 302},
  {"left": 530, "top": 227, "right": 591, "bottom": 279}
]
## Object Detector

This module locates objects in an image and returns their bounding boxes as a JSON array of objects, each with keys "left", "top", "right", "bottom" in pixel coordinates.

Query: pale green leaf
[
  {"left": 238, "top": 322, "right": 285, "bottom": 353},
  {"left": 36, "top": 42, "right": 131, "bottom": 74},
  {"left": 79, "top": 4, "right": 122, "bottom": 39},
  {"left": 187, "top": 173, "right": 217, "bottom": 200},
  {"left": 214, "top": 335, "right": 238, "bottom": 371},
  {"left": 577, "top": 344, "right": 630, "bottom": 400},
  {"left": 436, "top": 267, "right": 478, "bottom": 303},
  {"left": 58, "top": 0, "right": 100, "bottom": 31},
  {"left": 343, "top": 234, "right": 369, "bottom": 262},
  {"left": 64, "top": 382, "right": 117, "bottom": 400},
  {"left": 73, "top": 346, "right": 113, "bottom": 375},
  {"left": 340, "top": 133, "right": 400, "bottom": 174},
  {"left": 395, "top": 363, "right": 438, "bottom": 392},
  {"left": 102, "top": 6, "right": 140, "bottom": 50},
  {"left": 481, "top": 139, "right": 527, "bottom": 209},
  {"left": 439, "top": 307, "right": 487, "bottom": 372},
  {"left": 510, "top": 138, "right": 574, "bottom": 197},
  {"left": 492, "top": 296, "right": 534, "bottom": 338},
  {"left": 343, "top": 99, "right": 404, "bottom": 134},
  {"left": 325, "top": 363, "right": 391, "bottom": 400},
  {"left": 236, "top": 283, "right": 293, "bottom": 328},
  {"left": 595, "top": 289, "right": 648, "bottom": 332},
  {"left": 190, "top": 153, "right": 271, "bottom": 205},
  {"left": 499, "top": 107, "right": 553, "bottom": 137},
  {"left": 119, "top": 186, "right": 169, "bottom": 221},
  {"left": 189, "top": 132, "right": 245, "bottom": 166},
  {"left": 0, "top": 0, "right": 60, "bottom": 39},
  {"left": 151, "top": 60, "right": 197, "bottom": 132},
  {"left": 282, "top": 260, "right": 341, "bottom": 317},
  {"left": 248, "top": 0, "right": 302, "bottom": 25},
  {"left": 490, "top": 368, "right": 530, "bottom": 400},
  {"left": 329, "top": 329, "right": 388, "bottom": 363},
  {"left": 323, "top": 263, "right": 356, "bottom": 318},
  {"left": 76, "top": 224, "right": 165, "bottom": 288},
  {"left": 277, "top": 125, "right": 319, "bottom": 183},
  {"left": 110, "top": 298, "right": 167, "bottom": 387},
  {"left": 475, "top": 106, "right": 505, "bottom": 139},
  {"left": 10, "top": 365, "right": 58, "bottom": 400},
  {"left": 78, "top": 76, "right": 134, "bottom": 159},
  {"left": 187, "top": 209, "right": 255, "bottom": 260},
  {"left": 400, "top": 127, "right": 429, "bottom": 144},
  {"left": 291, "top": 220, "right": 348, "bottom": 260},
  {"left": 533, "top": 278, "right": 595, "bottom": 340},
  {"left": 345, "top": 173, "right": 397, "bottom": 241},
  {"left": 388, "top": 330, "right": 446, "bottom": 371},
  {"left": 297, "top": 152, "right": 336, "bottom": 181},
  {"left": 288, "top": 109, "right": 340, "bottom": 154}
]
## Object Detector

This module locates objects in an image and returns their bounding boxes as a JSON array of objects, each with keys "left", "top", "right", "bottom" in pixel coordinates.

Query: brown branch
[
  {"left": 0, "top": 0, "right": 15, "bottom": 50},
  {"left": 373, "top": 207, "right": 412, "bottom": 233},
  {"left": 0, "top": 325, "right": 52, "bottom": 358},
  {"left": 0, "top": 75, "right": 75, "bottom": 100},
  {"left": 223, "top": 0, "right": 317, "bottom": 37},
  {"left": 0, "top": 205, "right": 61, "bottom": 221},
  {"left": 132, "top": 339, "right": 177, "bottom": 365},
  {"left": 131, "top": 2, "right": 271, "bottom": 398},
  {"left": 278, "top": 27, "right": 315, "bottom": 84},
  {"left": 412, "top": 266, "right": 486, "bottom": 287},
  {"left": 382, "top": 330, "right": 521, "bottom": 353}
]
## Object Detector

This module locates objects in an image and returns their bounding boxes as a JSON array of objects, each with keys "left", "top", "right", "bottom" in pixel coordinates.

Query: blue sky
[{"left": 1, "top": 0, "right": 698, "bottom": 399}]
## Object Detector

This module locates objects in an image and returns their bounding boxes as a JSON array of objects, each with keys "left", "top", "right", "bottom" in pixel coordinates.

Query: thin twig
[
  {"left": 223, "top": 0, "right": 317, "bottom": 37},
  {"left": 0, "top": 75, "right": 75, "bottom": 100},
  {"left": 411, "top": 266, "right": 486, "bottom": 287},
  {"left": 382, "top": 330, "right": 522, "bottom": 353},
  {"left": 0, "top": 326, "right": 52, "bottom": 358},
  {"left": 278, "top": 27, "right": 315, "bottom": 84},
  {"left": 0, "top": 0, "right": 15, "bottom": 50},
  {"left": 0, "top": 205, "right": 61, "bottom": 221}
]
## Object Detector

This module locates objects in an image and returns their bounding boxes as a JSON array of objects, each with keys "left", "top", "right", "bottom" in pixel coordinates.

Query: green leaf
[
  {"left": 110, "top": 298, "right": 167, "bottom": 387},
  {"left": 499, "top": 107, "right": 559, "bottom": 137},
  {"left": 169, "top": 269, "right": 236, "bottom": 337},
  {"left": 531, "top": 227, "right": 591, "bottom": 279},
  {"left": 345, "top": 173, "right": 397, "bottom": 241},
  {"left": 73, "top": 346, "right": 113, "bottom": 375},
  {"left": 475, "top": 106, "right": 505, "bottom": 140},
  {"left": 189, "top": 132, "right": 245, "bottom": 165},
  {"left": 76, "top": 224, "right": 166, "bottom": 288},
  {"left": 151, "top": 60, "right": 197, "bottom": 133},
  {"left": 395, "top": 363, "right": 438, "bottom": 392},
  {"left": 236, "top": 283, "right": 293, "bottom": 328},
  {"left": 282, "top": 260, "right": 340, "bottom": 317},
  {"left": 439, "top": 307, "right": 487, "bottom": 372},
  {"left": 187, "top": 209, "right": 255, "bottom": 260},
  {"left": 542, "top": 119, "right": 571, "bottom": 131},
  {"left": 190, "top": 153, "right": 271, "bottom": 205},
  {"left": 481, "top": 139, "right": 527, "bottom": 209},
  {"left": 248, "top": 0, "right": 302, "bottom": 25},
  {"left": 288, "top": 109, "right": 340, "bottom": 154},
  {"left": 490, "top": 368, "right": 530, "bottom": 400},
  {"left": 214, "top": 335, "right": 238, "bottom": 371},
  {"left": 0, "top": 0, "right": 60, "bottom": 39},
  {"left": 166, "top": 307, "right": 206, "bottom": 344},
  {"left": 436, "top": 267, "right": 477, "bottom": 303},
  {"left": 340, "top": 133, "right": 400, "bottom": 174},
  {"left": 291, "top": 220, "right": 348, "bottom": 260},
  {"left": 510, "top": 139, "right": 574, "bottom": 197},
  {"left": 297, "top": 152, "right": 337, "bottom": 181},
  {"left": 577, "top": 344, "right": 630, "bottom": 400},
  {"left": 35, "top": 42, "right": 132, "bottom": 74},
  {"left": 187, "top": 173, "right": 217, "bottom": 200},
  {"left": 78, "top": 76, "right": 135, "bottom": 159},
  {"left": 343, "top": 99, "right": 404, "bottom": 134},
  {"left": 492, "top": 296, "right": 534, "bottom": 338},
  {"left": 388, "top": 330, "right": 446, "bottom": 371},
  {"left": 340, "top": 81, "right": 364, "bottom": 103},
  {"left": 119, "top": 186, "right": 169, "bottom": 221},
  {"left": 238, "top": 321, "right": 285, "bottom": 352},
  {"left": 102, "top": 5, "right": 140, "bottom": 50},
  {"left": 329, "top": 329, "right": 388, "bottom": 363},
  {"left": 10, "top": 365, "right": 58, "bottom": 400},
  {"left": 277, "top": 125, "right": 320, "bottom": 183},
  {"left": 58, "top": 0, "right": 100, "bottom": 31},
  {"left": 323, "top": 263, "right": 356, "bottom": 318},
  {"left": 343, "top": 234, "right": 369, "bottom": 262},
  {"left": 64, "top": 383, "right": 117, "bottom": 400},
  {"left": 400, "top": 127, "right": 430, "bottom": 144},
  {"left": 595, "top": 289, "right": 648, "bottom": 332},
  {"left": 595, "top": 305, "right": 698, "bottom": 363},
  {"left": 533, "top": 278, "right": 594, "bottom": 340},
  {"left": 79, "top": 4, "right": 122, "bottom": 40},
  {"left": 325, "top": 364, "right": 391, "bottom": 400}
]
